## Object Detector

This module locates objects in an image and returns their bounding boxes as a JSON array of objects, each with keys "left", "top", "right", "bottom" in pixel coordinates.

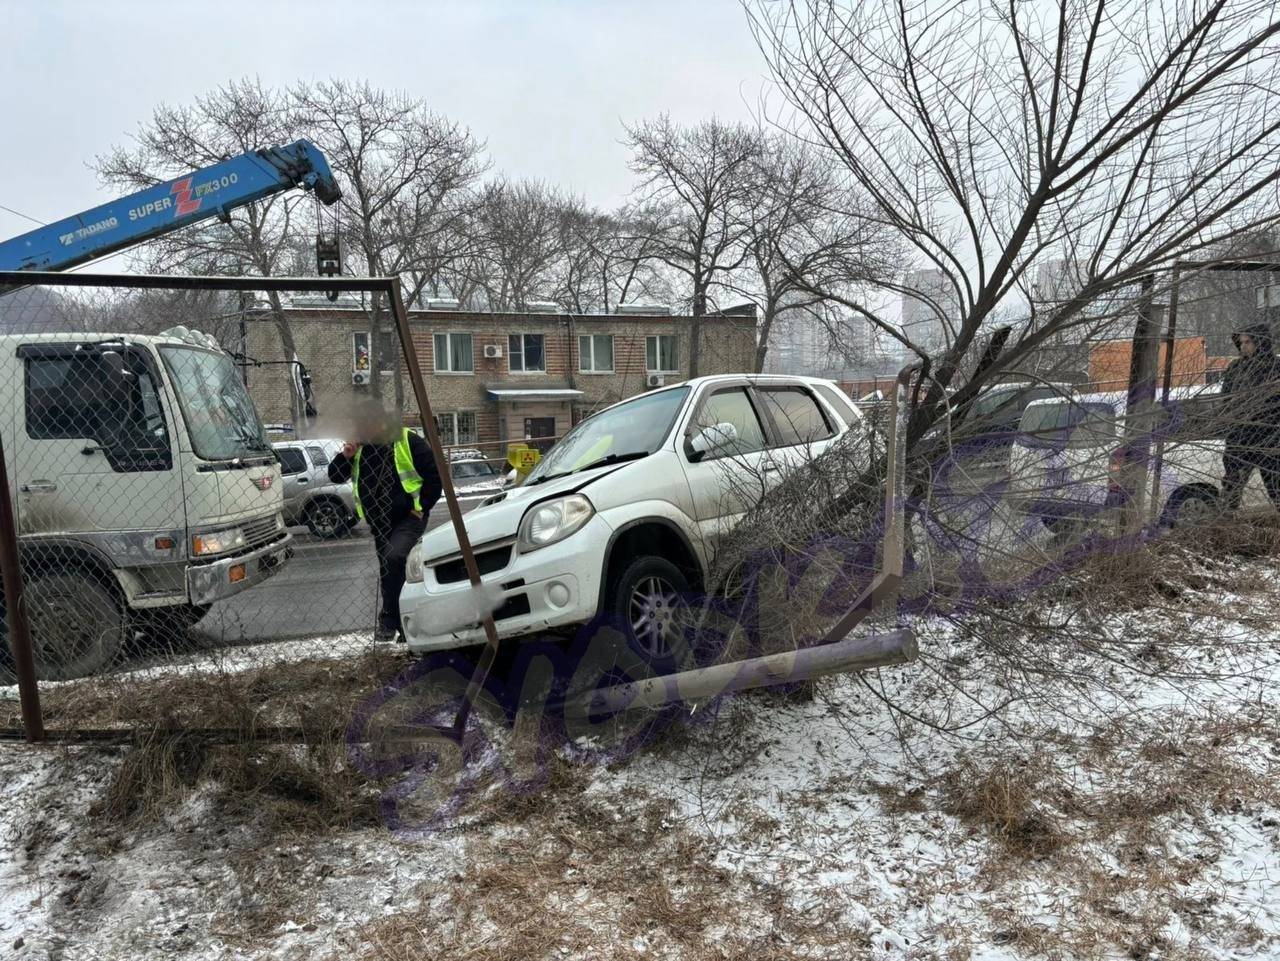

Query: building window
[
  {"left": 508, "top": 333, "right": 545, "bottom": 373},
  {"left": 435, "top": 411, "right": 478, "bottom": 446},
  {"left": 377, "top": 330, "right": 397, "bottom": 373},
  {"left": 433, "top": 332, "right": 474, "bottom": 373},
  {"left": 353, "top": 331, "right": 371, "bottom": 372},
  {"left": 646, "top": 334, "right": 679, "bottom": 373},
  {"left": 354, "top": 331, "right": 398, "bottom": 373},
  {"left": 578, "top": 334, "right": 614, "bottom": 373}
]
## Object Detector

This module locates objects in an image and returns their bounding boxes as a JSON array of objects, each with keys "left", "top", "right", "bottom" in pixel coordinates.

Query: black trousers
[
  {"left": 1222, "top": 446, "right": 1280, "bottom": 511},
  {"left": 372, "top": 514, "right": 426, "bottom": 631}
]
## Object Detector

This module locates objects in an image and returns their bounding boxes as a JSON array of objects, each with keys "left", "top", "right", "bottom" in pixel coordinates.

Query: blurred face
[
  {"left": 354, "top": 408, "right": 398, "bottom": 444},
  {"left": 1240, "top": 334, "right": 1257, "bottom": 357}
]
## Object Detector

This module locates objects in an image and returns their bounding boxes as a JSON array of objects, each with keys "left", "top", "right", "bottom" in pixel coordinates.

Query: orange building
[{"left": 1086, "top": 336, "right": 1211, "bottom": 392}]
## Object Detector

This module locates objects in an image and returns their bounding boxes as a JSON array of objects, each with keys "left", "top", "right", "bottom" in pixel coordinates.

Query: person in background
[
  {"left": 1220, "top": 322, "right": 1280, "bottom": 511},
  {"left": 328, "top": 400, "right": 442, "bottom": 641}
]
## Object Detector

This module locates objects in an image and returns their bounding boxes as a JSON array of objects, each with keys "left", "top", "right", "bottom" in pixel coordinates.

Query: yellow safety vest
[{"left": 351, "top": 428, "right": 424, "bottom": 520}]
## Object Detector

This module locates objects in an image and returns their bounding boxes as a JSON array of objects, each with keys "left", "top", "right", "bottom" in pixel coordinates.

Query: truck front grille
[{"left": 242, "top": 515, "right": 283, "bottom": 548}]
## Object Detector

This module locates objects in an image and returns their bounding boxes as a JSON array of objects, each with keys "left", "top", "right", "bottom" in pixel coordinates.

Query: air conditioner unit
[
  {"left": 646, "top": 373, "right": 665, "bottom": 388},
  {"left": 352, "top": 370, "right": 371, "bottom": 386},
  {"left": 483, "top": 344, "right": 504, "bottom": 359}
]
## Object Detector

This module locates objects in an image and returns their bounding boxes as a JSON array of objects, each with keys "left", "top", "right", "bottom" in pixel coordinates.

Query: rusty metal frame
[{"left": 0, "top": 270, "right": 499, "bottom": 745}]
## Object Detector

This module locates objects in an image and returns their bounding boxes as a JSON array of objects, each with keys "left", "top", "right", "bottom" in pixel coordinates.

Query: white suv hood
[{"left": 420, "top": 462, "right": 624, "bottom": 562}]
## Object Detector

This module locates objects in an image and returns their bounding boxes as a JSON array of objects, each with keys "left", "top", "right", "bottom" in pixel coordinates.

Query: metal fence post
[
  {"left": 0, "top": 428, "right": 44, "bottom": 742},
  {"left": 387, "top": 279, "right": 502, "bottom": 742}
]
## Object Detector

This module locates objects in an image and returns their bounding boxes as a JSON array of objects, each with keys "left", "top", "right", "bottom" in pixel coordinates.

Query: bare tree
[
  {"left": 553, "top": 202, "right": 674, "bottom": 314},
  {"left": 96, "top": 79, "right": 310, "bottom": 422},
  {"left": 292, "top": 80, "right": 485, "bottom": 405},
  {"left": 463, "top": 179, "right": 573, "bottom": 311},
  {"left": 733, "top": 135, "right": 896, "bottom": 371},
  {"left": 749, "top": 0, "right": 1280, "bottom": 449},
  {"left": 625, "top": 116, "right": 763, "bottom": 375}
]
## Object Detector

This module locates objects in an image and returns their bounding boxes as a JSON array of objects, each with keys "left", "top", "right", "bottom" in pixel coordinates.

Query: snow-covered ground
[{"left": 2, "top": 544, "right": 1278, "bottom": 959}]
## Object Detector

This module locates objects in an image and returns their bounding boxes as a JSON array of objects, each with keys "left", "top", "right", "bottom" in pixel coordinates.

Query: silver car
[{"left": 272, "top": 439, "right": 358, "bottom": 539}]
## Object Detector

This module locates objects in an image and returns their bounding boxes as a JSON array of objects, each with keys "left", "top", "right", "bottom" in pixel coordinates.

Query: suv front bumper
[{"left": 400, "top": 518, "right": 611, "bottom": 653}]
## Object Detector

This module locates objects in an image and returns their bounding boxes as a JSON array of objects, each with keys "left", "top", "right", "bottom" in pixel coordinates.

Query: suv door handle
[
  {"left": 296, "top": 476, "right": 309, "bottom": 484},
  {"left": 20, "top": 481, "right": 57, "bottom": 493}
]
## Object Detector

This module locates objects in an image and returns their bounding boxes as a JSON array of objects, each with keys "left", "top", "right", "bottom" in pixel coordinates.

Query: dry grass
[
  {"left": 941, "top": 753, "right": 1067, "bottom": 858},
  {"left": 337, "top": 764, "right": 874, "bottom": 961},
  {"left": 23, "top": 647, "right": 407, "bottom": 734}
]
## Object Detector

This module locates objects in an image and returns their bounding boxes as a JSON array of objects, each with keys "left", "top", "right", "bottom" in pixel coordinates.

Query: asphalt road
[{"left": 195, "top": 499, "right": 480, "bottom": 645}]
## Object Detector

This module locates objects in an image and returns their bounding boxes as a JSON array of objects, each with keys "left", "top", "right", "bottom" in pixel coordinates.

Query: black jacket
[
  {"left": 1221, "top": 322, "right": 1280, "bottom": 449},
  {"left": 328, "top": 431, "right": 443, "bottom": 531}
]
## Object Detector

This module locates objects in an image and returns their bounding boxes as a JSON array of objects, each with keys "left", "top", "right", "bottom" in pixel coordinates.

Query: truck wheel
[
  {"left": 1164, "top": 487, "right": 1219, "bottom": 528},
  {"left": 22, "top": 573, "right": 125, "bottom": 681},
  {"left": 305, "top": 498, "right": 354, "bottom": 539},
  {"left": 609, "top": 556, "right": 691, "bottom": 674},
  {"left": 137, "top": 603, "right": 212, "bottom": 644}
]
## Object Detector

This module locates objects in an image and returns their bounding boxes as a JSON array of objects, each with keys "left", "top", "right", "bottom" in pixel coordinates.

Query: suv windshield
[
  {"left": 525, "top": 386, "right": 690, "bottom": 483},
  {"left": 160, "top": 346, "right": 270, "bottom": 461}
]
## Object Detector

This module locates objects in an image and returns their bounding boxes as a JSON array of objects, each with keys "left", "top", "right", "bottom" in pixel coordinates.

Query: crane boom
[{"left": 0, "top": 139, "right": 340, "bottom": 274}]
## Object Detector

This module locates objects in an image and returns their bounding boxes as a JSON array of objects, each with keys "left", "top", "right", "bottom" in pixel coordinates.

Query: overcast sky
[{"left": 0, "top": 0, "right": 768, "bottom": 248}]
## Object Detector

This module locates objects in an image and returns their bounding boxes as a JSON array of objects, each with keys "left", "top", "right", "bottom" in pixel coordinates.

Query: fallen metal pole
[
  {"left": 565, "top": 628, "right": 917, "bottom": 717},
  {"left": 0, "top": 429, "right": 44, "bottom": 742}
]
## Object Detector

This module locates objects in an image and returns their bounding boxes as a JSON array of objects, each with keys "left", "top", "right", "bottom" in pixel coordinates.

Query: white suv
[{"left": 399, "top": 375, "right": 869, "bottom": 668}]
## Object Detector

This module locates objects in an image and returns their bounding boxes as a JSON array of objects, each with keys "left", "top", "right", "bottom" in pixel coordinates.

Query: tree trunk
[
  {"left": 690, "top": 272, "right": 706, "bottom": 378},
  {"left": 754, "top": 307, "right": 774, "bottom": 373},
  {"left": 266, "top": 290, "right": 303, "bottom": 428}
]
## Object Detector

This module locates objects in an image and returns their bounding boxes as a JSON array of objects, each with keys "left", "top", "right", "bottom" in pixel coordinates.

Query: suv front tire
[{"left": 609, "top": 555, "right": 691, "bottom": 674}]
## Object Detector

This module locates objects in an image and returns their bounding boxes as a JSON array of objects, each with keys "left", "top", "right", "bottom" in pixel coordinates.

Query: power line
[{"left": 0, "top": 203, "right": 47, "bottom": 227}]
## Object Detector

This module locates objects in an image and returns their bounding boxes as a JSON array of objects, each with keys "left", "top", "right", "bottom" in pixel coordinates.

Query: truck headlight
[
  {"left": 405, "top": 542, "right": 424, "bottom": 583},
  {"left": 192, "top": 527, "right": 246, "bottom": 556},
  {"left": 518, "top": 494, "right": 594, "bottom": 553}
]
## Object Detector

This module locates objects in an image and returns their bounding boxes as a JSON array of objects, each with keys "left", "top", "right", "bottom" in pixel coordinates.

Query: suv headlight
[
  {"left": 192, "top": 527, "right": 246, "bottom": 556},
  {"left": 405, "top": 542, "right": 424, "bottom": 583},
  {"left": 518, "top": 494, "right": 594, "bottom": 553}
]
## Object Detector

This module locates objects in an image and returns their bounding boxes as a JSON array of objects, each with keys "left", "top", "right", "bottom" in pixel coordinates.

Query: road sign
[{"left": 506, "top": 444, "right": 541, "bottom": 475}]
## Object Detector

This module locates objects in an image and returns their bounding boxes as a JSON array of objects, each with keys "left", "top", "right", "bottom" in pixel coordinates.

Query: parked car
[
  {"left": 272, "top": 439, "right": 357, "bottom": 538},
  {"left": 450, "top": 456, "right": 506, "bottom": 490},
  {"left": 1006, "top": 387, "right": 1262, "bottom": 528},
  {"left": 399, "top": 375, "right": 870, "bottom": 668}
]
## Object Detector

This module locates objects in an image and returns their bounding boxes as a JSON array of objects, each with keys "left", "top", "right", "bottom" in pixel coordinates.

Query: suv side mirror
[{"left": 689, "top": 421, "right": 739, "bottom": 460}]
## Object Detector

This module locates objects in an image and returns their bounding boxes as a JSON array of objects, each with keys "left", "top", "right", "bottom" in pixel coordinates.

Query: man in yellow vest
[{"left": 328, "top": 400, "right": 442, "bottom": 641}]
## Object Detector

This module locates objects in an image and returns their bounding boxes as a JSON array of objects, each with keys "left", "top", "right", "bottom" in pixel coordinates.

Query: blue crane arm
[{"left": 0, "top": 139, "right": 341, "bottom": 273}]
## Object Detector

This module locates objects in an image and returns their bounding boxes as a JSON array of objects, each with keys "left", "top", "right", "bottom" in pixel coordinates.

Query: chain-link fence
[{"left": 0, "top": 273, "right": 502, "bottom": 746}]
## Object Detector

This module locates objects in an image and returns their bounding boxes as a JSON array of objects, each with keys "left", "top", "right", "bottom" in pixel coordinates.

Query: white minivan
[
  {"left": 1007, "top": 387, "right": 1271, "bottom": 528},
  {"left": 399, "top": 375, "right": 869, "bottom": 667}
]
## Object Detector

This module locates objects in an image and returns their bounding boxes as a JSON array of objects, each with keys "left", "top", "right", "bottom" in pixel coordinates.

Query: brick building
[{"left": 244, "top": 301, "right": 756, "bottom": 449}]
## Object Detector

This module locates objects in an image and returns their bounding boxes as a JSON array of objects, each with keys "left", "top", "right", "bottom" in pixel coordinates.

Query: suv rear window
[
  {"left": 759, "top": 387, "right": 834, "bottom": 446},
  {"left": 1018, "top": 402, "right": 1116, "bottom": 448}
]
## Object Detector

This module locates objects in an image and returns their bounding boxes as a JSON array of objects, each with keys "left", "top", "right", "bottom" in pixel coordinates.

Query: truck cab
[{"left": 0, "top": 327, "right": 291, "bottom": 680}]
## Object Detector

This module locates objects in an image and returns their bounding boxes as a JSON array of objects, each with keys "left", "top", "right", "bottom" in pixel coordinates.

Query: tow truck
[{"left": 0, "top": 141, "right": 341, "bottom": 679}]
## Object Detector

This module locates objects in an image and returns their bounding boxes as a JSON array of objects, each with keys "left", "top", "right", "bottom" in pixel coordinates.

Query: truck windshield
[
  {"left": 160, "top": 346, "right": 270, "bottom": 461},
  {"left": 525, "top": 385, "right": 690, "bottom": 484}
]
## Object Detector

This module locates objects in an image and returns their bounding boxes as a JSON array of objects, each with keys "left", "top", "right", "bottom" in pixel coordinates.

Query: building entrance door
[{"left": 523, "top": 416, "right": 556, "bottom": 452}]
